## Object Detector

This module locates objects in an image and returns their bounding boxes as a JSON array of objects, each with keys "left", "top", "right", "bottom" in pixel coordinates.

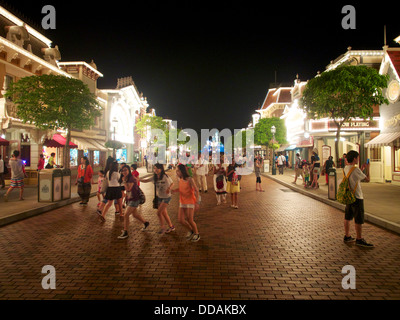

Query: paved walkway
[
  {"left": 261, "top": 167, "right": 400, "bottom": 235},
  {"left": 0, "top": 169, "right": 399, "bottom": 300}
]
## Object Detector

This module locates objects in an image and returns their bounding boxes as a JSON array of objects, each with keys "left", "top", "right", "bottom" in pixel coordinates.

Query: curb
[
  {"left": 0, "top": 192, "right": 97, "bottom": 228},
  {"left": 262, "top": 173, "right": 400, "bottom": 235}
]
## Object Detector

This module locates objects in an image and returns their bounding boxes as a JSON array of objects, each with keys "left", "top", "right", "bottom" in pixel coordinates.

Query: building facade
[{"left": 0, "top": 6, "right": 153, "bottom": 184}]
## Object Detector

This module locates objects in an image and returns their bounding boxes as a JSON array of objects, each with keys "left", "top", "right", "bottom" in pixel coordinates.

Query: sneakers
[
  {"left": 344, "top": 235, "right": 356, "bottom": 243},
  {"left": 186, "top": 231, "right": 194, "bottom": 240},
  {"left": 165, "top": 226, "right": 175, "bottom": 233},
  {"left": 191, "top": 234, "right": 200, "bottom": 242},
  {"left": 142, "top": 221, "right": 150, "bottom": 231},
  {"left": 356, "top": 238, "right": 374, "bottom": 248},
  {"left": 118, "top": 230, "right": 129, "bottom": 239}
]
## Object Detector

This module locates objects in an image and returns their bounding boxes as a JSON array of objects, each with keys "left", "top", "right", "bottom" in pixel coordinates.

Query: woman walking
[
  {"left": 98, "top": 161, "right": 123, "bottom": 222},
  {"left": 226, "top": 159, "right": 240, "bottom": 208},
  {"left": 254, "top": 158, "right": 265, "bottom": 192},
  {"left": 141, "top": 163, "right": 175, "bottom": 234},
  {"left": 172, "top": 164, "right": 200, "bottom": 242},
  {"left": 76, "top": 156, "right": 93, "bottom": 205},
  {"left": 118, "top": 165, "right": 149, "bottom": 239}
]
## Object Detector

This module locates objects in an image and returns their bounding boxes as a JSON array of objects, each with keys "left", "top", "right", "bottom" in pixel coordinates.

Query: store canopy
[
  {"left": 43, "top": 134, "right": 78, "bottom": 148},
  {"left": 0, "top": 137, "right": 9, "bottom": 146},
  {"left": 365, "top": 132, "right": 400, "bottom": 148},
  {"left": 285, "top": 144, "right": 298, "bottom": 151},
  {"left": 72, "top": 137, "right": 108, "bottom": 152}
]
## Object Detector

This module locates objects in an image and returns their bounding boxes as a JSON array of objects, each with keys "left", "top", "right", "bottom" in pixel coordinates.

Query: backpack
[
  {"left": 337, "top": 167, "right": 358, "bottom": 205},
  {"left": 231, "top": 171, "right": 239, "bottom": 186},
  {"left": 297, "top": 157, "right": 303, "bottom": 169}
]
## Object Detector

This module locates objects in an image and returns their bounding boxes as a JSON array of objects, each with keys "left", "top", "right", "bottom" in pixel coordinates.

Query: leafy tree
[
  {"left": 254, "top": 117, "right": 287, "bottom": 149},
  {"left": 5, "top": 75, "right": 102, "bottom": 168},
  {"left": 300, "top": 65, "right": 389, "bottom": 163}
]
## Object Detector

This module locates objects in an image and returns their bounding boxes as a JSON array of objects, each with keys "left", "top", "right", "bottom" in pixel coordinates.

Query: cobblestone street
[{"left": 1, "top": 172, "right": 400, "bottom": 301}]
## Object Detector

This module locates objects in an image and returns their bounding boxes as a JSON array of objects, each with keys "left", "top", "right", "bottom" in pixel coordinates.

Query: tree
[
  {"left": 5, "top": 75, "right": 102, "bottom": 168},
  {"left": 300, "top": 65, "right": 388, "bottom": 163},
  {"left": 254, "top": 117, "right": 287, "bottom": 149}
]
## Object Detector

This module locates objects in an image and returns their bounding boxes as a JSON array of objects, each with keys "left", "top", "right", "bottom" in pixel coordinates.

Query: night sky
[{"left": 1, "top": 1, "right": 399, "bottom": 135}]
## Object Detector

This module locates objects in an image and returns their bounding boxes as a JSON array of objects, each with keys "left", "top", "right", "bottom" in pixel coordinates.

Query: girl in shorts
[
  {"left": 141, "top": 163, "right": 175, "bottom": 234},
  {"left": 172, "top": 164, "right": 200, "bottom": 242},
  {"left": 118, "top": 165, "right": 149, "bottom": 239}
]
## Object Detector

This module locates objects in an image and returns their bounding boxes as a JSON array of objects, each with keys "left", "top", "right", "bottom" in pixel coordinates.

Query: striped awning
[{"left": 365, "top": 132, "right": 400, "bottom": 148}]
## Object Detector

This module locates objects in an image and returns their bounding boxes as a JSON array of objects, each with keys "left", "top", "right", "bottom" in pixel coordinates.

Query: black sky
[{"left": 2, "top": 1, "right": 399, "bottom": 134}]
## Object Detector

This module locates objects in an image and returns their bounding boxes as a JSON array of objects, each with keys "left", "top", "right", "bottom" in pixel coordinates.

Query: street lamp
[
  {"left": 271, "top": 125, "right": 276, "bottom": 175},
  {"left": 112, "top": 117, "right": 118, "bottom": 158}
]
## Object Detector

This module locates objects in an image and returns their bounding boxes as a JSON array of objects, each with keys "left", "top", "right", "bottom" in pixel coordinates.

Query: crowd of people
[{"left": 1, "top": 149, "right": 373, "bottom": 248}]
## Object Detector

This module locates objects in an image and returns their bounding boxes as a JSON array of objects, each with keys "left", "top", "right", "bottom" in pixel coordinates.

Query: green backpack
[{"left": 337, "top": 167, "right": 358, "bottom": 205}]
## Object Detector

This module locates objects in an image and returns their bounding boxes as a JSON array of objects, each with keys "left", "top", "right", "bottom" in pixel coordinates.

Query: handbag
[
  {"left": 78, "top": 165, "right": 87, "bottom": 185},
  {"left": 138, "top": 187, "right": 146, "bottom": 205},
  {"left": 153, "top": 181, "right": 158, "bottom": 209},
  {"left": 100, "top": 174, "right": 108, "bottom": 193}
]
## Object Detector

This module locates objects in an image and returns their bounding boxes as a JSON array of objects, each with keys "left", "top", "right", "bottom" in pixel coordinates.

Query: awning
[
  {"left": 277, "top": 144, "right": 289, "bottom": 152},
  {"left": 72, "top": 137, "right": 108, "bottom": 152},
  {"left": 43, "top": 134, "right": 78, "bottom": 148},
  {"left": 285, "top": 144, "right": 298, "bottom": 151},
  {"left": 365, "top": 132, "right": 400, "bottom": 148},
  {"left": 0, "top": 137, "right": 9, "bottom": 146},
  {"left": 90, "top": 139, "right": 108, "bottom": 152}
]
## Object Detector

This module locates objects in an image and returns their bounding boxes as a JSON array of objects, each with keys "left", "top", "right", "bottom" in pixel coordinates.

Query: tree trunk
[
  {"left": 64, "top": 128, "right": 71, "bottom": 169},
  {"left": 334, "top": 121, "right": 342, "bottom": 166}
]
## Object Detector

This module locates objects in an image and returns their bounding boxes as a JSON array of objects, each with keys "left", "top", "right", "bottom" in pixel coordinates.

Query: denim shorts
[
  {"left": 158, "top": 197, "right": 172, "bottom": 205},
  {"left": 127, "top": 200, "right": 140, "bottom": 208}
]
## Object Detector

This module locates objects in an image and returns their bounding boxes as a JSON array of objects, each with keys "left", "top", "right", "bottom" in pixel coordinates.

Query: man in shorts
[
  {"left": 4, "top": 150, "right": 26, "bottom": 201},
  {"left": 343, "top": 150, "right": 373, "bottom": 248}
]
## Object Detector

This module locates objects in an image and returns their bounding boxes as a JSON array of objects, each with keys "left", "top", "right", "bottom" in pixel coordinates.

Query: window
[
  {"left": 395, "top": 147, "right": 400, "bottom": 172},
  {"left": 70, "top": 149, "right": 78, "bottom": 167},
  {"left": 369, "top": 147, "right": 381, "bottom": 162},
  {"left": 93, "top": 151, "right": 100, "bottom": 165}
]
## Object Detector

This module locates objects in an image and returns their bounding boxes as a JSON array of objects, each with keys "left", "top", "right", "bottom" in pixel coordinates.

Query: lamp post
[
  {"left": 112, "top": 117, "right": 118, "bottom": 158},
  {"left": 271, "top": 125, "right": 276, "bottom": 175}
]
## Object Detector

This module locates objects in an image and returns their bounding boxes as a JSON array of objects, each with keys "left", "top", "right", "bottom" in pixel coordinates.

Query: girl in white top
[{"left": 99, "top": 161, "right": 122, "bottom": 222}]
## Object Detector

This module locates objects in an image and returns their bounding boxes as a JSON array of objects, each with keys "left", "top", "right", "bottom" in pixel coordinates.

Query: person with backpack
[
  {"left": 292, "top": 153, "right": 304, "bottom": 185},
  {"left": 117, "top": 165, "right": 149, "bottom": 239},
  {"left": 277, "top": 153, "right": 286, "bottom": 175},
  {"left": 226, "top": 159, "right": 240, "bottom": 209},
  {"left": 213, "top": 161, "right": 227, "bottom": 205},
  {"left": 341, "top": 150, "right": 373, "bottom": 248},
  {"left": 140, "top": 163, "right": 175, "bottom": 234}
]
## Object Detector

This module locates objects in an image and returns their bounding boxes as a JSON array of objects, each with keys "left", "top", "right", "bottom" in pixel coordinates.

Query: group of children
[{"left": 96, "top": 162, "right": 201, "bottom": 242}]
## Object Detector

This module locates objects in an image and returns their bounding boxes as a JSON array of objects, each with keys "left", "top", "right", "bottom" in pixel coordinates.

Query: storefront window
[
  {"left": 70, "top": 149, "right": 78, "bottom": 167},
  {"left": 395, "top": 147, "right": 400, "bottom": 172},
  {"left": 93, "top": 151, "right": 100, "bottom": 165},
  {"left": 116, "top": 149, "right": 127, "bottom": 163},
  {"left": 369, "top": 147, "right": 381, "bottom": 162}
]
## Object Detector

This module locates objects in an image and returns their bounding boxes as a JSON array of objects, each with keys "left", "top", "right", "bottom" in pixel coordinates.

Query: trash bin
[
  {"left": 328, "top": 168, "right": 337, "bottom": 200},
  {"left": 38, "top": 168, "right": 63, "bottom": 202},
  {"left": 61, "top": 168, "right": 71, "bottom": 200}
]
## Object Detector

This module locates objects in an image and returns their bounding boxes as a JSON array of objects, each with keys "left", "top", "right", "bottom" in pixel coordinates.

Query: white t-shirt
[
  {"left": 107, "top": 171, "right": 121, "bottom": 187},
  {"left": 277, "top": 155, "right": 285, "bottom": 165},
  {"left": 196, "top": 159, "right": 209, "bottom": 175},
  {"left": 152, "top": 174, "right": 173, "bottom": 198},
  {"left": 343, "top": 165, "right": 366, "bottom": 199}
]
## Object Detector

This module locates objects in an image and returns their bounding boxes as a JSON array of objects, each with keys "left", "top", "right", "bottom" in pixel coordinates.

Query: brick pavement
[{"left": 0, "top": 170, "right": 400, "bottom": 301}]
